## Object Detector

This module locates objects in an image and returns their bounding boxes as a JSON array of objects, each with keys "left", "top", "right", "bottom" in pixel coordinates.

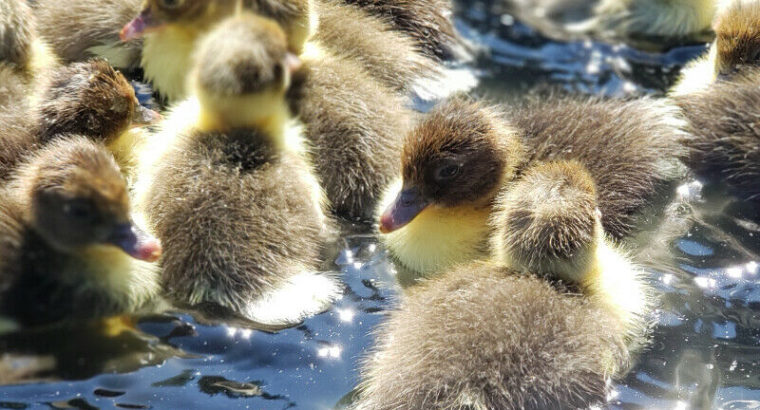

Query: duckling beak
[
  {"left": 120, "top": 9, "right": 159, "bottom": 42},
  {"left": 132, "top": 105, "right": 162, "bottom": 126},
  {"left": 107, "top": 222, "right": 162, "bottom": 262},
  {"left": 379, "top": 186, "right": 430, "bottom": 234}
]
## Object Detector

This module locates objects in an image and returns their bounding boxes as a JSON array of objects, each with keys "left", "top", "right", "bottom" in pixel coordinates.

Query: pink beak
[{"left": 120, "top": 11, "right": 155, "bottom": 42}]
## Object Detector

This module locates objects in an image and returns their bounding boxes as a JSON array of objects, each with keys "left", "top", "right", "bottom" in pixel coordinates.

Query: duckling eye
[
  {"left": 63, "top": 200, "right": 94, "bottom": 221},
  {"left": 435, "top": 164, "right": 461, "bottom": 181},
  {"left": 158, "top": 0, "right": 184, "bottom": 9}
]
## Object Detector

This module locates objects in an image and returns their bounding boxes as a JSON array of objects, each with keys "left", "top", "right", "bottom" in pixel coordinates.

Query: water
[{"left": 2, "top": 2, "right": 760, "bottom": 409}]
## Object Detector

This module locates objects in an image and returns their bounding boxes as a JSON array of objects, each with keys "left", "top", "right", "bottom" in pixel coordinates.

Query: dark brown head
[
  {"left": 714, "top": 0, "right": 760, "bottom": 77},
  {"left": 379, "top": 98, "right": 524, "bottom": 233},
  {"left": 21, "top": 137, "right": 161, "bottom": 261},
  {"left": 120, "top": 0, "right": 312, "bottom": 53},
  {"left": 37, "top": 59, "right": 160, "bottom": 143},
  {"left": 0, "top": 0, "right": 34, "bottom": 70}
]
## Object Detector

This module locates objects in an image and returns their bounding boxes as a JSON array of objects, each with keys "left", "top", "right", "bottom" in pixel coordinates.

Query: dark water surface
[{"left": 2, "top": 2, "right": 760, "bottom": 409}]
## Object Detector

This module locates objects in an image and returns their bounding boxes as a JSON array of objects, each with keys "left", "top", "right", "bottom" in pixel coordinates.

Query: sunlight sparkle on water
[{"left": 317, "top": 345, "right": 342, "bottom": 359}]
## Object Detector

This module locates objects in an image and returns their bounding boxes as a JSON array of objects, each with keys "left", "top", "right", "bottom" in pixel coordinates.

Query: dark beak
[
  {"left": 132, "top": 104, "right": 162, "bottom": 126},
  {"left": 379, "top": 186, "right": 430, "bottom": 234},
  {"left": 120, "top": 9, "right": 159, "bottom": 42},
  {"left": 107, "top": 222, "right": 162, "bottom": 262}
]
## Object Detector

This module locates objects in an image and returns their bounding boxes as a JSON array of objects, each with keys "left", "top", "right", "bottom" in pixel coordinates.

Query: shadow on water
[{"left": 2, "top": 1, "right": 760, "bottom": 409}]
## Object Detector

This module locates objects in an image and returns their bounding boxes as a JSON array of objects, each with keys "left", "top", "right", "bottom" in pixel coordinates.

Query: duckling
[
  {"left": 340, "top": 0, "right": 470, "bottom": 61},
  {"left": 674, "top": 68, "right": 760, "bottom": 205},
  {"left": 378, "top": 96, "right": 687, "bottom": 275},
  {"left": 0, "top": 59, "right": 160, "bottom": 181},
  {"left": 0, "top": 136, "right": 161, "bottom": 327},
  {"left": 119, "top": 0, "right": 441, "bottom": 100},
  {"left": 33, "top": 0, "right": 143, "bottom": 69},
  {"left": 573, "top": 0, "right": 718, "bottom": 40},
  {"left": 355, "top": 261, "right": 630, "bottom": 410},
  {"left": 135, "top": 14, "right": 340, "bottom": 326},
  {"left": 671, "top": 0, "right": 760, "bottom": 97}
]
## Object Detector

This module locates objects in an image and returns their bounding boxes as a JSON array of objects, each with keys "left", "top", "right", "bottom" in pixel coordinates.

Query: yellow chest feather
[{"left": 142, "top": 26, "right": 198, "bottom": 102}]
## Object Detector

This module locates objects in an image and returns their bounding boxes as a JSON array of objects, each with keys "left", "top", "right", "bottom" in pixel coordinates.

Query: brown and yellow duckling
[
  {"left": 671, "top": 0, "right": 760, "bottom": 96},
  {"left": 119, "top": 0, "right": 441, "bottom": 101},
  {"left": 0, "top": 136, "right": 161, "bottom": 328},
  {"left": 378, "top": 96, "right": 687, "bottom": 275},
  {"left": 0, "top": 59, "right": 160, "bottom": 181},
  {"left": 134, "top": 13, "right": 339, "bottom": 326}
]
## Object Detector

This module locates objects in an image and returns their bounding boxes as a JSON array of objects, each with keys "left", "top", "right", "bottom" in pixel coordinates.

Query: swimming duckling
[
  {"left": 674, "top": 68, "right": 760, "bottom": 205},
  {"left": 378, "top": 96, "right": 687, "bottom": 275},
  {"left": 671, "top": 0, "right": 760, "bottom": 97},
  {"left": 355, "top": 261, "right": 630, "bottom": 410},
  {"left": 0, "top": 59, "right": 160, "bottom": 181},
  {"left": 574, "top": 0, "right": 718, "bottom": 40},
  {"left": 119, "top": 0, "right": 441, "bottom": 100},
  {"left": 0, "top": 136, "right": 161, "bottom": 327},
  {"left": 341, "top": 0, "right": 470, "bottom": 61},
  {"left": 135, "top": 14, "right": 340, "bottom": 326}
]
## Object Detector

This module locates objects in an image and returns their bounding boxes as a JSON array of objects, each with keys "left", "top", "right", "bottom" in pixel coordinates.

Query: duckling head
[
  {"left": 37, "top": 59, "right": 160, "bottom": 144},
  {"left": 190, "top": 13, "right": 301, "bottom": 137},
  {"left": 379, "top": 98, "right": 524, "bottom": 235},
  {"left": 120, "top": 0, "right": 312, "bottom": 55},
  {"left": 20, "top": 138, "right": 162, "bottom": 262},
  {"left": 490, "top": 160, "right": 602, "bottom": 284},
  {"left": 714, "top": 0, "right": 760, "bottom": 77}
]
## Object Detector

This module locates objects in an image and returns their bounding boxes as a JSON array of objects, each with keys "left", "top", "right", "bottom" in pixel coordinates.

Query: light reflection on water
[{"left": 2, "top": 2, "right": 760, "bottom": 409}]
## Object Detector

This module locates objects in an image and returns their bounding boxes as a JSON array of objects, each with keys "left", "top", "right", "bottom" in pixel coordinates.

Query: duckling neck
[{"left": 196, "top": 94, "right": 291, "bottom": 151}]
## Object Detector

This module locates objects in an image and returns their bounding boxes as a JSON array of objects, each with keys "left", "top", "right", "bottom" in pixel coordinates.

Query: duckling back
[
  {"left": 511, "top": 96, "right": 689, "bottom": 239},
  {"left": 356, "top": 262, "right": 629, "bottom": 409}
]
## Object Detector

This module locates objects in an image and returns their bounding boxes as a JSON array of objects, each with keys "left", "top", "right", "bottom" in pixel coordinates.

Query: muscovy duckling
[
  {"left": 355, "top": 261, "right": 630, "bottom": 410},
  {"left": 119, "top": 0, "right": 441, "bottom": 100},
  {"left": 671, "top": 0, "right": 760, "bottom": 96},
  {"left": 0, "top": 59, "right": 160, "bottom": 181},
  {"left": 379, "top": 96, "right": 687, "bottom": 275},
  {"left": 34, "top": 0, "right": 143, "bottom": 69},
  {"left": 574, "top": 0, "right": 718, "bottom": 40},
  {"left": 0, "top": 136, "right": 161, "bottom": 327},
  {"left": 134, "top": 13, "right": 340, "bottom": 326},
  {"left": 340, "top": 0, "right": 470, "bottom": 61},
  {"left": 674, "top": 68, "right": 760, "bottom": 205}
]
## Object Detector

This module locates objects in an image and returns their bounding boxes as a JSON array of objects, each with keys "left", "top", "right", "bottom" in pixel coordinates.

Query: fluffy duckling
[
  {"left": 0, "top": 136, "right": 161, "bottom": 327},
  {"left": 674, "top": 68, "right": 760, "bottom": 205},
  {"left": 378, "top": 96, "right": 687, "bottom": 275},
  {"left": 135, "top": 14, "right": 340, "bottom": 326},
  {"left": 574, "top": 0, "right": 718, "bottom": 40},
  {"left": 355, "top": 261, "right": 630, "bottom": 410},
  {"left": 340, "top": 0, "right": 469, "bottom": 61},
  {"left": 119, "top": 0, "right": 440, "bottom": 100},
  {"left": 34, "top": 0, "right": 143, "bottom": 70},
  {"left": 671, "top": 0, "right": 760, "bottom": 97},
  {"left": 0, "top": 59, "right": 160, "bottom": 181}
]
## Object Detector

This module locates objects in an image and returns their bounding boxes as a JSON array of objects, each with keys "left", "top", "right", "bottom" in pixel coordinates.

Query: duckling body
[
  {"left": 135, "top": 14, "right": 339, "bottom": 326},
  {"left": 582, "top": 0, "right": 717, "bottom": 39},
  {"left": 356, "top": 262, "right": 630, "bottom": 410},
  {"left": 288, "top": 45, "right": 410, "bottom": 219},
  {"left": 340, "top": 0, "right": 468, "bottom": 61},
  {"left": 379, "top": 97, "right": 687, "bottom": 275},
  {"left": 671, "top": 0, "right": 760, "bottom": 97},
  {"left": 0, "top": 137, "right": 161, "bottom": 327},
  {"left": 674, "top": 68, "right": 760, "bottom": 205}
]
